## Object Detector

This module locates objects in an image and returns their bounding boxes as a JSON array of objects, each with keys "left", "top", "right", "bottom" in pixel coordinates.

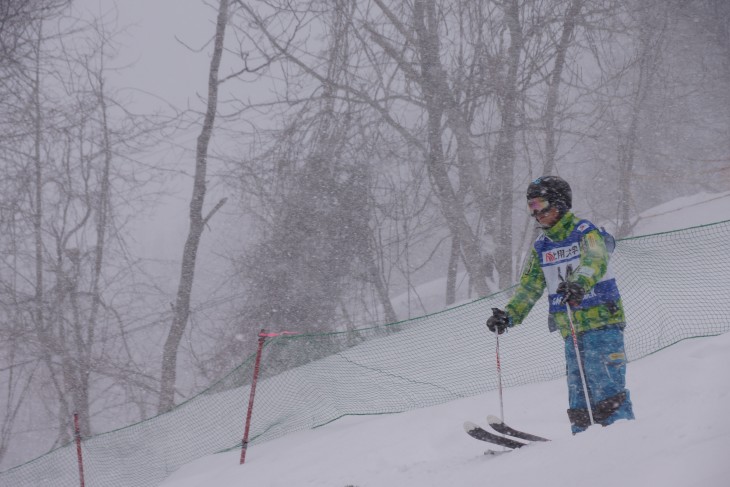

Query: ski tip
[
  {"left": 463, "top": 421, "right": 479, "bottom": 433},
  {"left": 487, "top": 414, "right": 503, "bottom": 425}
]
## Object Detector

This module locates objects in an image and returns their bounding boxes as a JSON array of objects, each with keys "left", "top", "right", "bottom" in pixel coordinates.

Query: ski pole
[
  {"left": 494, "top": 331, "right": 505, "bottom": 423},
  {"left": 565, "top": 303, "right": 595, "bottom": 426}
]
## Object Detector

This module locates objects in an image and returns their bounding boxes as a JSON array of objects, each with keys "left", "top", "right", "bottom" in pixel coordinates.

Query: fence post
[
  {"left": 240, "top": 329, "right": 267, "bottom": 465},
  {"left": 74, "top": 413, "right": 86, "bottom": 487}
]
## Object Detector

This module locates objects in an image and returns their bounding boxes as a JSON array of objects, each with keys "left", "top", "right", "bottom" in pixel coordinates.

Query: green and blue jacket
[{"left": 505, "top": 212, "right": 625, "bottom": 338}]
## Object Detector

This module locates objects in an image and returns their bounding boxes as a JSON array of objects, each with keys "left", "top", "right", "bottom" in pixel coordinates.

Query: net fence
[{"left": 2, "top": 220, "right": 730, "bottom": 486}]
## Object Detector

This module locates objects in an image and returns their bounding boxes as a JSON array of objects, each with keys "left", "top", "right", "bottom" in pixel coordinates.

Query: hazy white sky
[{"left": 74, "top": 0, "right": 215, "bottom": 111}]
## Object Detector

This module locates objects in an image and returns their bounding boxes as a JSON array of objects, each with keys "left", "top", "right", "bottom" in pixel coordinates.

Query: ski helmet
[{"left": 526, "top": 176, "right": 572, "bottom": 212}]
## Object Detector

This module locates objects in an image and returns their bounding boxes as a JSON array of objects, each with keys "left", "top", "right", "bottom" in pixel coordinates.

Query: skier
[{"left": 487, "top": 176, "right": 634, "bottom": 434}]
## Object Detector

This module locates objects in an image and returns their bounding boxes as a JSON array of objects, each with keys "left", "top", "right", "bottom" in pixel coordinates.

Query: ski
[
  {"left": 463, "top": 421, "right": 527, "bottom": 449},
  {"left": 487, "top": 415, "right": 550, "bottom": 443}
]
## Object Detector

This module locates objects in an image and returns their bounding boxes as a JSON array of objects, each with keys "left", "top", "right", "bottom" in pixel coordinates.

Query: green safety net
[{"left": 2, "top": 220, "right": 729, "bottom": 487}]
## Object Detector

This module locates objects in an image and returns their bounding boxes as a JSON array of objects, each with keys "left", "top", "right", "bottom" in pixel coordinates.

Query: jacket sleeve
[
  {"left": 571, "top": 228, "right": 609, "bottom": 290},
  {"left": 505, "top": 249, "right": 546, "bottom": 325}
]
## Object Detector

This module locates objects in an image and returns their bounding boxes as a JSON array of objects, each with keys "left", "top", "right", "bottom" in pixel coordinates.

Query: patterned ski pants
[{"left": 564, "top": 324, "right": 635, "bottom": 434}]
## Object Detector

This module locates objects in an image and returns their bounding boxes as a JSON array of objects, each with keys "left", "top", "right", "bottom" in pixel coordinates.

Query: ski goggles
[{"left": 527, "top": 197, "right": 551, "bottom": 217}]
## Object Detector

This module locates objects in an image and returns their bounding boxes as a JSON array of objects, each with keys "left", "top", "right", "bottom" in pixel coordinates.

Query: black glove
[
  {"left": 486, "top": 308, "right": 511, "bottom": 335},
  {"left": 557, "top": 281, "right": 585, "bottom": 307}
]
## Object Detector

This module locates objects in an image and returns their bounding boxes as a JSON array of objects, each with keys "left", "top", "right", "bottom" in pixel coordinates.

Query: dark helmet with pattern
[{"left": 526, "top": 176, "right": 572, "bottom": 213}]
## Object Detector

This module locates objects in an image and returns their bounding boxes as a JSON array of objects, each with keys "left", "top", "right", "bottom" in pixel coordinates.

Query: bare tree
[
  {"left": 158, "top": 0, "right": 229, "bottom": 413},
  {"left": 615, "top": 7, "right": 666, "bottom": 237},
  {"left": 543, "top": 0, "right": 584, "bottom": 175},
  {"left": 576, "top": 1, "right": 670, "bottom": 236},
  {"left": 0, "top": 0, "right": 69, "bottom": 65},
  {"left": 225, "top": 0, "right": 639, "bottom": 307},
  {"left": 0, "top": 7, "right": 170, "bottom": 466}
]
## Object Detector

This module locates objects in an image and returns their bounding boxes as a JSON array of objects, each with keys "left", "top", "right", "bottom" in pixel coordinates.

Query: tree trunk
[
  {"left": 617, "top": 6, "right": 663, "bottom": 237},
  {"left": 413, "top": 0, "right": 490, "bottom": 297},
  {"left": 445, "top": 235, "right": 459, "bottom": 306},
  {"left": 30, "top": 22, "right": 72, "bottom": 443},
  {"left": 492, "top": 0, "right": 523, "bottom": 288},
  {"left": 368, "top": 252, "right": 397, "bottom": 324},
  {"left": 544, "top": 0, "right": 583, "bottom": 175},
  {"left": 158, "top": 0, "right": 229, "bottom": 413}
]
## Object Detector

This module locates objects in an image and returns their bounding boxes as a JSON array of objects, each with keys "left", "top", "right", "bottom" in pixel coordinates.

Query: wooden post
[
  {"left": 240, "top": 329, "right": 267, "bottom": 465},
  {"left": 74, "top": 413, "right": 86, "bottom": 487}
]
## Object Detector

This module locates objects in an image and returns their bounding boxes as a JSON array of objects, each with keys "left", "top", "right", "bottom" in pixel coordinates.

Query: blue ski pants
[{"left": 564, "top": 324, "right": 635, "bottom": 434}]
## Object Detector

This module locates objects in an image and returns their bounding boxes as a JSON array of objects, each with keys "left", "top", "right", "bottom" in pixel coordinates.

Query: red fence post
[
  {"left": 240, "top": 329, "right": 267, "bottom": 465},
  {"left": 74, "top": 413, "right": 86, "bottom": 487}
]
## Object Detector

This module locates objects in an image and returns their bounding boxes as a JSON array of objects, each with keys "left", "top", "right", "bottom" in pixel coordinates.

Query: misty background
[{"left": 0, "top": 0, "right": 728, "bottom": 470}]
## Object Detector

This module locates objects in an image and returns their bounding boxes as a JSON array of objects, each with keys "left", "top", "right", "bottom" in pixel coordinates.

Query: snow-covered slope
[
  {"left": 631, "top": 190, "right": 730, "bottom": 235},
  {"left": 161, "top": 331, "right": 730, "bottom": 487},
  {"left": 159, "top": 192, "right": 730, "bottom": 487}
]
